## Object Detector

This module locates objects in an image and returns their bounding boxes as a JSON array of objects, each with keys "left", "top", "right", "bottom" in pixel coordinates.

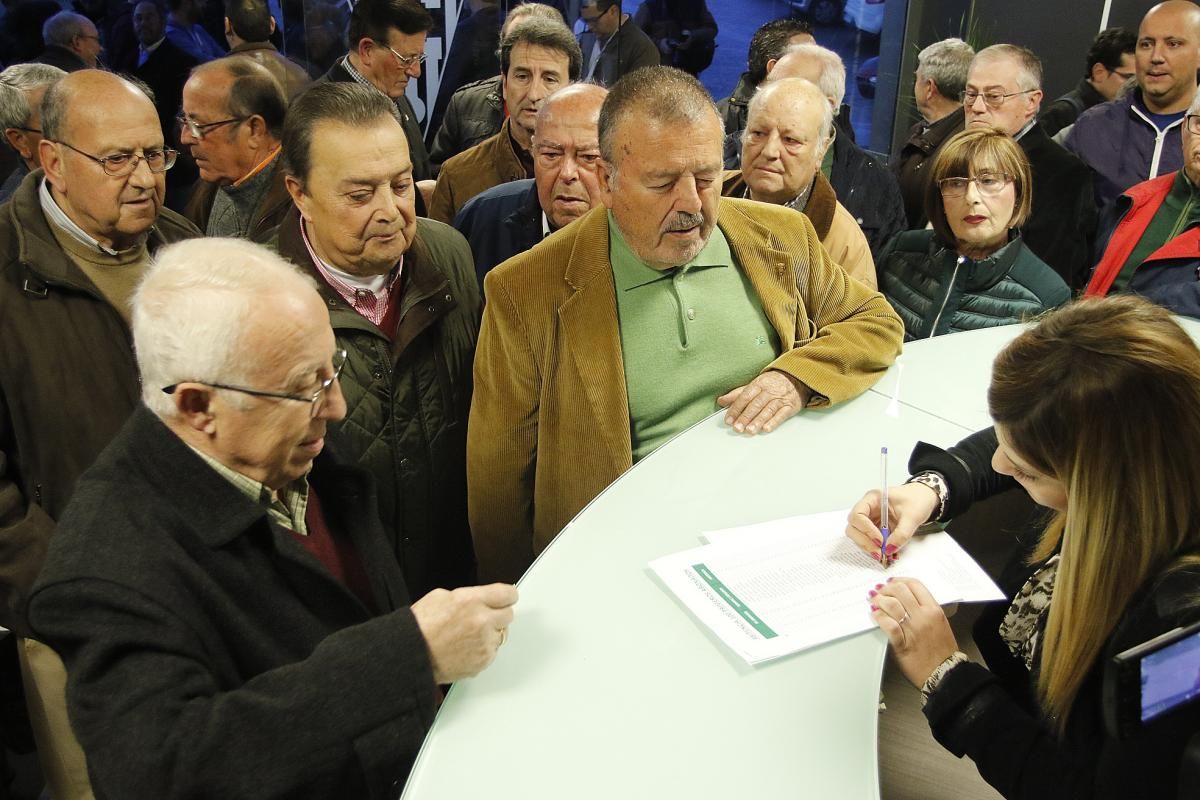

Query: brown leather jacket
[
  {"left": 0, "top": 170, "right": 199, "bottom": 634},
  {"left": 428, "top": 117, "right": 530, "bottom": 224}
]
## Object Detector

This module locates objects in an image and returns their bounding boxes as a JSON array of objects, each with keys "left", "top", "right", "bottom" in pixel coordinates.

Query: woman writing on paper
[{"left": 844, "top": 295, "right": 1200, "bottom": 799}]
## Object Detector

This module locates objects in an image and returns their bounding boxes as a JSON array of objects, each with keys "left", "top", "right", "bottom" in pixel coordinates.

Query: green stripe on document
[{"left": 692, "top": 563, "right": 778, "bottom": 639}]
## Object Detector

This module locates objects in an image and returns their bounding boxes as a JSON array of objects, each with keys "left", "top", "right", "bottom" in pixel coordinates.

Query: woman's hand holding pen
[{"left": 844, "top": 483, "right": 940, "bottom": 562}]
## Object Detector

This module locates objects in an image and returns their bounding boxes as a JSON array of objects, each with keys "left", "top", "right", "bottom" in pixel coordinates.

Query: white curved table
[{"left": 401, "top": 322, "right": 1119, "bottom": 799}]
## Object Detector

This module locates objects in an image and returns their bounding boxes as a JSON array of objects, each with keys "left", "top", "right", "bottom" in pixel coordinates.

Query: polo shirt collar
[{"left": 608, "top": 210, "right": 733, "bottom": 291}]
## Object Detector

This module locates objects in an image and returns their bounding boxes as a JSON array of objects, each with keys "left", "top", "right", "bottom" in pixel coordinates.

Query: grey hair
[
  {"left": 598, "top": 65, "right": 721, "bottom": 171},
  {"left": 972, "top": 44, "right": 1043, "bottom": 91},
  {"left": 42, "top": 11, "right": 94, "bottom": 47},
  {"left": 499, "top": 2, "right": 564, "bottom": 38},
  {"left": 1187, "top": 91, "right": 1200, "bottom": 117},
  {"left": 772, "top": 42, "right": 846, "bottom": 109},
  {"left": 917, "top": 38, "right": 975, "bottom": 101},
  {"left": 745, "top": 77, "right": 834, "bottom": 144},
  {"left": 133, "top": 238, "right": 318, "bottom": 418},
  {"left": 0, "top": 64, "right": 66, "bottom": 131}
]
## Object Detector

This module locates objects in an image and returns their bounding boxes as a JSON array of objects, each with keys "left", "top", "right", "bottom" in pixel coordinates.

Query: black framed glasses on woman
[
  {"left": 52, "top": 140, "right": 177, "bottom": 177},
  {"left": 162, "top": 348, "right": 349, "bottom": 419}
]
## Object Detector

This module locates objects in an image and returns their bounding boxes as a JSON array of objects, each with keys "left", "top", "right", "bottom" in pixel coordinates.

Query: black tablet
[{"left": 1104, "top": 619, "right": 1200, "bottom": 739}]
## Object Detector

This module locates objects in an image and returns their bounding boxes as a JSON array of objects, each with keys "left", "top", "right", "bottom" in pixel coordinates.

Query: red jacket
[{"left": 1086, "top": 172, "right": 1200, "bottom": 296}]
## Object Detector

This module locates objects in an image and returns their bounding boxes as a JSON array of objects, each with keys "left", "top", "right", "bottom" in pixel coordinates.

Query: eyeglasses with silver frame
[
  {"left": 162, "top": 348, "right": 348, "bottom": 419},
  {"left": 379, "top": 41, "right": 426, "bottom": 68},
  {"left": 53, "top": 140, "right": 177, "bottom": 177},
  {"left": 176, "top": 114, "right": 249, "bottom": 141},
  {"left": 937, "top": 172, "right": 1014, "bottom": 198},
  {"left": 959, "top": 88, "right": 1037, "bottom": 109}
]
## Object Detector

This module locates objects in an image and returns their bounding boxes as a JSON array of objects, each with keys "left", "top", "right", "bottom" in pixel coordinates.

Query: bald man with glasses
[{"left": 0, "top": 69, "right": 198, "bottom": 799}]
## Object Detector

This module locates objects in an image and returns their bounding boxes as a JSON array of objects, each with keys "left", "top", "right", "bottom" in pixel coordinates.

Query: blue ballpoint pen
[{"left": 880, "top": 447, "right": 889, "bottom": 569}]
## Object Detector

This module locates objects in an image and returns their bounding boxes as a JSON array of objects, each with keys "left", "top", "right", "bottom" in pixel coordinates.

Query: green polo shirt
[
  {"left": 820, "top": 139, "right": 834, "bottom": 181},
  {"left": 609, "top": 212, "right": 780, "bottom": 462}
]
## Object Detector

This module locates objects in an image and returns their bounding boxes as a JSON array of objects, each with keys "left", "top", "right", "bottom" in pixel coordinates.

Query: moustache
[{"left": 665, "top": 212, "right": 704, "bottom": 232}]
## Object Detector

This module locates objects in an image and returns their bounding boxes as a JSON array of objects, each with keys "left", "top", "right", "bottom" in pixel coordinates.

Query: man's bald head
[
  {"left": 1137, "top": 0, "right": 1200, "bottom": 113},
  {"left": 764, "top": 43, "right": 846, "bottom": 110},
  {"left": 534, "top": 83, "right": 608, "bottom": 229},
  {"left": 741, "top": 78, "right": 833, "bottom": 206},
  {"left": 42, "top": 69, "right": 158, "bottom": 143},
  {"left": 748, "top": 77, "right": 834, "bottom": 143},
  {"left": 535, "top": 81, "right": 607, "bottom": 130},
  {"left": 39, "top": 71, "right": 168, "bottom": 251}
]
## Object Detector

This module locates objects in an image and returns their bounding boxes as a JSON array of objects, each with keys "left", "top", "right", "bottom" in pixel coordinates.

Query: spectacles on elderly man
[
  {"left": 176, "top": 113, "right": 249, "bottom": 140},
  {"left": 162, "top": 349, "right": 348, "bottom": 419},
  {"left": 379, "top": 42, "right": 426, "bottom": 69},
  {"left": 937, "top": 172, "right": 1014, "bottom": 198},
  {"left": 1186, "top": 115, "right": 1200, "bottom": 136},
  {"left": 960, "top": 88, "right": 1037, "bottom": 109},
  {"left": 53, "top": 140, "right": 177, "bottom": 177}
]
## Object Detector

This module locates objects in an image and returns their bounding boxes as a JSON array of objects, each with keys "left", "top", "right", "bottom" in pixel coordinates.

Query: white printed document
[{"left": 649, "top": 511, "right": 1004, "bottom": 665}]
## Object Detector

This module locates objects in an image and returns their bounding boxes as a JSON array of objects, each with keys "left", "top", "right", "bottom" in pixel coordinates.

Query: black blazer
[
  {"left": 320, "top": 60, "right": 434, "bottom": 183},
  {"left": 1018, "top": 124, "right": 1097, "bottom": 291},
  {"left": 122, "top": 39, "right": 199, "bottom": 142},
  {"left": 29, "top": 408, "right": 438, "bottom": 799}
]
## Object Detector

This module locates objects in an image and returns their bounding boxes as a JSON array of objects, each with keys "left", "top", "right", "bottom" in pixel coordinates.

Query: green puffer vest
[
  {"left": 878, "top": 229, "right": 1071, "bottom": 341},
  {"left": 278, "top": 212, "right": 481, "bottom": 597}
]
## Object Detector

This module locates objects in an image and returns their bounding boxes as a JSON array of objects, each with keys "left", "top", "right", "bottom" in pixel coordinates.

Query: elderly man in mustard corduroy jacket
[{"left": 467, "top": 66, "right": 904, "bottom": 584}]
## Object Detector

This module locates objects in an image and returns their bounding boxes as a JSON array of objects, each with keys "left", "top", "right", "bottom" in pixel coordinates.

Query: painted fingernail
[
  {"left": 871, "top": 551, "right": 881, "bottom": 561},
  {"left": 874, "top": 583, "right": 884, "bottom": 589},
  {"left": 886, "top": 576, "right": 896, "bottom": 583},
  {"left": 869, "top": 605, "right": 879, "bottom": 612},
  {"left": 885, "top": 544, "right": 898, "bottom": 555},
  {"left": 867, "top": 590, "right": 878, "bottom": 598}
]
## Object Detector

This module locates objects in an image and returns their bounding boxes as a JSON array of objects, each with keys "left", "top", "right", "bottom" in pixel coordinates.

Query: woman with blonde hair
[
  {"left": 845, "top": 295, "right": 1200, "bottom": 798},
  {"left": 877, "top": 126, "right": 1070, "bottom": 340}
]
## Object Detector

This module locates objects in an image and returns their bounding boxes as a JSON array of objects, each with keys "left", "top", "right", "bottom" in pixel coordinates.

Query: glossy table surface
[{"left": 402, "top": 322, "right": 1073, "bottom": 799}]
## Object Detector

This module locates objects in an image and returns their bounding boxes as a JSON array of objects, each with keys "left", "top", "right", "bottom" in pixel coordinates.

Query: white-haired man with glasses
[
  {"left": 963, "top": 43, "right": 1096, "bottom": 290},
  {"left": 25, "top": 237, "right": 517, "bottom": 799},
  {"left": 0, "top": 69, "right": 198, "bottom": 800},
  {"left": 320, "top": 0, "right": 434, "bottom": 184}
]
